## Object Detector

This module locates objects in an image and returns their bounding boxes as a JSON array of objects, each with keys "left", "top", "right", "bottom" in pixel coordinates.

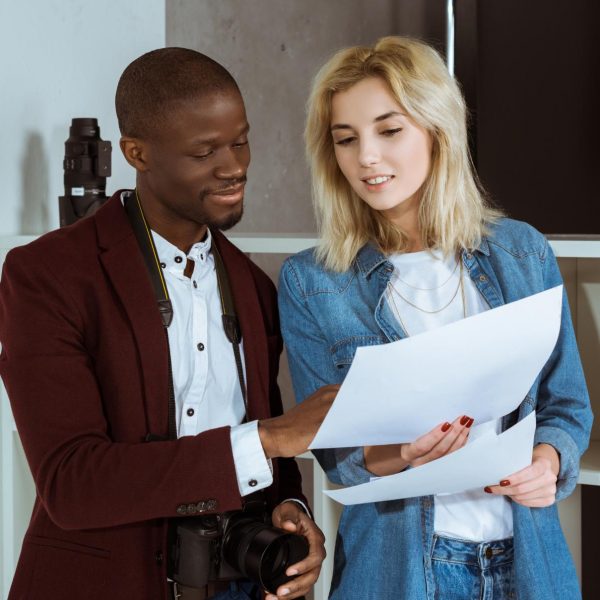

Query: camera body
[{"left": 169, "top": 500, "right": 309, "bottom": 594}]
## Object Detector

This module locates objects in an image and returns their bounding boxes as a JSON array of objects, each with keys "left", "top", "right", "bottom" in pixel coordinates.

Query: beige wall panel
[
  {"left": 166, "top": 0, "right": 405, "bottom": 235},
  {"left": 576, "top": 259, "right": 600, "bottom": 441},
  {"left": 558, "top": 258, "right": 577, "bottom": 330}
]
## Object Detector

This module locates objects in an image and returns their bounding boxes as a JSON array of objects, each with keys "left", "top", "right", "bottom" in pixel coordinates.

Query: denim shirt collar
[{"left": 355, "top": 237, "right": 491, "bottom": 278}]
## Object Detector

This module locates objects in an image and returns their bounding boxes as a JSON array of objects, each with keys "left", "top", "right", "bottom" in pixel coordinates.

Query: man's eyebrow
[
  {"left": 188, "top": 124, "right": 250, "bottom": 146},
  {"left": 331, "top": 111, "right": 405, "bottom": 131}
]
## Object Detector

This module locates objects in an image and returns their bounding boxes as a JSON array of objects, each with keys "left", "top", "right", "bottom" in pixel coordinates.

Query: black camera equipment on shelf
[
  {"left": 58, "top": 118, "right": 112, "bottom": 227},
  {"left": 123, "top": 189, "right": 309, "bottom": 595}
]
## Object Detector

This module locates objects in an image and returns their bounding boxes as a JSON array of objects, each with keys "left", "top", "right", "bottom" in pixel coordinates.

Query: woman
[{"left": 278, "top": 37, "right": 591, "bottom": 599}]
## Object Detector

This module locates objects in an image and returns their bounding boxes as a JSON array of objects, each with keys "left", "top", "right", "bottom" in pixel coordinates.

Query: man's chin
[{"left": 208, "top": 205, "right": 244, "bottom": 232}]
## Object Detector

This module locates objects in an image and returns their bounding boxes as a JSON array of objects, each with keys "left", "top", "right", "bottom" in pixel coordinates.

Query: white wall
[{"left": 0, "top": 0, "right": 166, "bottom": 236}]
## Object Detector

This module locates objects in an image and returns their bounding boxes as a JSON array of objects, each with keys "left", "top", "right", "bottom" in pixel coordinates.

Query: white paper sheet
[
  {"left": 309, "top": 286, "right": 562, "bottom": 449},
  {"left": 325, "top": 411, "right": 536, "bottom": 505}
]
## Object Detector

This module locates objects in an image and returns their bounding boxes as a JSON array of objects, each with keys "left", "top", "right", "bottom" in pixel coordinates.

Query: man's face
[{"left": 139, "top": 87, "right": 251, "bottom": 234}]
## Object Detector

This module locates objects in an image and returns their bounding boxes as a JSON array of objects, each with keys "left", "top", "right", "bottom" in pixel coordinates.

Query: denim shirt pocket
[{"left": 331, "top": 335, "right": 389, "bottom": 374}]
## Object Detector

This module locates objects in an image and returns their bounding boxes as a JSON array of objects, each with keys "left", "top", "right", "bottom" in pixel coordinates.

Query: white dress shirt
[{"left": 152, "top": 229, "right": 273, "bottom": 497}]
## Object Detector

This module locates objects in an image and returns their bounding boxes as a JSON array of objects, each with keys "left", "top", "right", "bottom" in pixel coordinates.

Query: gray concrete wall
[{"left": 166, "top": 0, "right": 413, "bottom": 234}]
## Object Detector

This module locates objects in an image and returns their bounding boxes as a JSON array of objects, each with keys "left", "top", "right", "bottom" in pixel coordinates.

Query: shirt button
[
  {"left": 200, "top": 253, "right": 204, "bottom": 260},
  {"left": 248, "top": 479, "right": 258, "bottom": 488},
  {"left": 193, "top": 281, "right": 197, "bottom": 288},
  {"left": 155, "top": 551, "right": 164, "bottom": 565},
  {"left": 197, "top": 342, "right": 205, "bottom": 351},
  {"left": 485, "top": 547, "right": 493, "bottom": 559},
  {"left": 479, "top": 274, "right": 488, "bottom": 282},
  {"left": 160, "top": 262, "right": 166, "bottom": 269},
  {"left": 186, "top": 408, "right": 195, "bottom": 417},
  {"left": 174, "top": 256, "right": 183, "bottom": 264}
]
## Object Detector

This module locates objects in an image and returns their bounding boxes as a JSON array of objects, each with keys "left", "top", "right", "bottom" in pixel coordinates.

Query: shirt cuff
[
  {"left": 279, "top": 498, "right": 312, "bottom": 519},
  {"left": 230, "top": 420, "right": 273, "bottom": 496}
]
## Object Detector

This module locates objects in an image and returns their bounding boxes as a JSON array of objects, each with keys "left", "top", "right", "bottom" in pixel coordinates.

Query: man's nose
[{"left": 216, "top": 145, "right": 249, "bottom": 180}]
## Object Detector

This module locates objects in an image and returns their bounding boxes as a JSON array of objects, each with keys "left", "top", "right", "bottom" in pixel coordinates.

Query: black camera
[
  {"left": 59, "top": 117, "right": 112, "bottom": 227},
  {"left": 169, "top": 500, "right": 309, "bottom": 594}
]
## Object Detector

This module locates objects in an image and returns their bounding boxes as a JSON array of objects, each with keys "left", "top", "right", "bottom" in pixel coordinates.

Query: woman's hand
[
  {"left": 364, "top": 415, "right": 474, "bottom": 476},
  {"left": 484, "top": 443, "right": 560, "bottom": 507}
]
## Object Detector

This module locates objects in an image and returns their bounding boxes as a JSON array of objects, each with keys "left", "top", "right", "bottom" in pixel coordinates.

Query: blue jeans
[
  {"left": 210, "top": 580, "right": 261, "bottom": 599},
  {"left": 431, "top": 535, "right": 515, "bottom": 600}
]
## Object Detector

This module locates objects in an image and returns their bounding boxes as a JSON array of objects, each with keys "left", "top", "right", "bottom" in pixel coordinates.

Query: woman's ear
[{"left": 120, "top": 137, "right": 149, "bottom": 171}]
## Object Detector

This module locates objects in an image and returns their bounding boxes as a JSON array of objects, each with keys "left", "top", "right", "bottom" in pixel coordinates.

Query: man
[{"left": 0, "top": 48, "right": 335, "bottom": 600}]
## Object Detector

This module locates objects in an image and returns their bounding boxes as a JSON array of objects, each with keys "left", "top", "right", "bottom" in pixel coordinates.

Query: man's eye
[
  {"left": 192, "top": 151, "right": 213, "bottom": 160},
  {"left": 233, "top": 139, "right": 248, "bottom": 148},
  {"left": 334, "top": 137, "right": 356, "bottom": 146},
  {"left": 382, "top": 128, "right": 403, "bottom": 137}
]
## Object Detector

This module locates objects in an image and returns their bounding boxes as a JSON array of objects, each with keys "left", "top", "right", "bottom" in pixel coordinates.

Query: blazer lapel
[
  {"left": 212, "top": 231, "right": 270, "bottom": 422},
  {"left": 94, "top": 193, "right": 169, "bottom": 438}
]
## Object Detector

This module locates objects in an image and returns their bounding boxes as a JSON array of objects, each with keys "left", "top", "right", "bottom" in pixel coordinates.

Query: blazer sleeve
[{"left": 0, "top": 245, "right": 245, "bottom": 530}]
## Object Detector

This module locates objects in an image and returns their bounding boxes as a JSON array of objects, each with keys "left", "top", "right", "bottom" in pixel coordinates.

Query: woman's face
[{"left": 330, "top": 77, "right": 432, "bottom": 228}]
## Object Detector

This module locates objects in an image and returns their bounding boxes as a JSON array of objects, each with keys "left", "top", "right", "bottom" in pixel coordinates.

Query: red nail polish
[
  {"left": 484, "top": 486, "right": 492, "bottom": 493},
  {"left": 500, "top": 480, "right": 510, "bottom": 487},
  {"left": 441, "top": 422, "right": 451, "bottom": 432},
  {"left": 466, "top": 418, "right": 474, "bottom": 428},
  {"left": 460, "top": 415, "right": 469, "bottom": 426}
]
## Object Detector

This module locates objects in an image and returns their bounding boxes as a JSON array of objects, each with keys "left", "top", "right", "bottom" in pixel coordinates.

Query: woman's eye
[
  {"left": 382, "top": 127, "right": 403, "bottom": 137},
  {"left": 334, "top": 136, "right": 356, "bottom": 146}
]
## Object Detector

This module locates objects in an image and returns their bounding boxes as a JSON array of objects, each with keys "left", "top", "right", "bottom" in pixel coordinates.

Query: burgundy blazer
[{"left": 0, "top": 192, "right": 305, "bottom": 600}]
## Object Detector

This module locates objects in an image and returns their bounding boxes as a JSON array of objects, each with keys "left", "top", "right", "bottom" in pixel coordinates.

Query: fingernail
[
  {"left": 484, "top": 486, "right": 492, "bottom": 493},
  {"left": 287, "top": 568, "right": 299, "bottom": 576},
  {"left": 280, "top": 588, "right": 291, "bottom": 596},
  {"left": 466, "top": 418, "right": 474, "bottom": 428},
  {"left": 441, "top": 422, "right": 451, "bottom": 432},
  {"left": 460, "top": 415, "right": 469, "bottom": 425},
  {"left": 500, "top": 480, "right": 510, "bottom": 487}
]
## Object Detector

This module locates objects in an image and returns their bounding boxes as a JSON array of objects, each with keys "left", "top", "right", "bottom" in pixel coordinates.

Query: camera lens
[{"left": 222, "top": 518, "right": 309, "bottom": 594}]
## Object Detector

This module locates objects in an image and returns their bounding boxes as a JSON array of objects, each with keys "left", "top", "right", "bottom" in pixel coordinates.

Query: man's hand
[
  {"left": 258, "top": 385, "right": 339, "bottom": 458},
  {"left": 484, "top": 443, "right": 560, "bottom": 507},
  {"left": 266, "top": 501, "right": 326, "bottom": 600}
]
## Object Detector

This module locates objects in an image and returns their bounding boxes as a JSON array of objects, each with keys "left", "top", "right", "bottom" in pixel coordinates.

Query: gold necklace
[
  {"left": 388, "top": 260, "right": 464, "bottom": 314},
  {"left": 394, "top": 257, "right": 460, "bottom": 291},
  {"left": 387, "top": 261, "right": 467, "bottom": 335}
]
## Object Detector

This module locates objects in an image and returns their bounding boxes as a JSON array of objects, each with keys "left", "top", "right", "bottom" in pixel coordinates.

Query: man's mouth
[{"left": 205, "top": 181, "right": 246, "bottom": 205}]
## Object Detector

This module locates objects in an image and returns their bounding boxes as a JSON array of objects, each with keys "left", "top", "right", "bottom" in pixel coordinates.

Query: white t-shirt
[{"left": 387, "top": 249, "right": 513, "bottom": 542}]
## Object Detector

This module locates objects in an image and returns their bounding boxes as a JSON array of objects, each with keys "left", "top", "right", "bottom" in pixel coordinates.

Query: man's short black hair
[{"left": 115, "top": 47, "right": 239, "bottom": 139}]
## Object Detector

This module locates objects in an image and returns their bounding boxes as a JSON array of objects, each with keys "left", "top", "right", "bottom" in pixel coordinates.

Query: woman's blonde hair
[{"left": 305, "top": 36, "right": 501, "bottom": 271}]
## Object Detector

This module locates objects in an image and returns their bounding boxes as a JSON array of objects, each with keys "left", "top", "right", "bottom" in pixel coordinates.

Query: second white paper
[
  {"left": 325, "top": 411, "right": 536, "bottom": 506},
  {"left": 310, "top": 286, "right": 562, "bottom": 449}
]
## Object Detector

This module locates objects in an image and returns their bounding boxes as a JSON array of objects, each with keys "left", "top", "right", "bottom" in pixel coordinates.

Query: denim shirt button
[
  {"left": 479, "top": 274, "right": 488, "bottom": 282},
  {"left": 466, "top": 253, "right": 473, "bottom": 260}
]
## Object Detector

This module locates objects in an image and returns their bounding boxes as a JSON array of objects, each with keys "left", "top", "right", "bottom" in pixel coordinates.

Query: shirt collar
[
  {"left": 151, "top": 229, "right": 213, "bottom": 272},
  {"left": 354, "top": 237, "right": 490, "bottom": 278}
]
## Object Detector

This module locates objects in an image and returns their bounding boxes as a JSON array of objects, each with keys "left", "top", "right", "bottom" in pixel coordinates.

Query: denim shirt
[{"left": 278, "top": 218, "right": 592, "bottom": 600}]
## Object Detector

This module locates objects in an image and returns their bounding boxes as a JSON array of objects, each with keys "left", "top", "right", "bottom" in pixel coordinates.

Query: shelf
[
  {"left": 579, "top": 441, "right": 600, "bottom": 486},
  {"left": 3, "top": 234, "right": 600, "bottom": 258}
]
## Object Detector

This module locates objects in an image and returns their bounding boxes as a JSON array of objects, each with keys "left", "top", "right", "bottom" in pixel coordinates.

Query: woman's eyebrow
[
  {"left": 331, "top": 111, "right": 406, "bottom": 131},
  {"left": 374, "top": 110, "right": 405, "bottom": 122}
]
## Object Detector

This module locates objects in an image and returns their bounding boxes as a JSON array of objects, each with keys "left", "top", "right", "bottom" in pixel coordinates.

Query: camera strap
[{"left": 125, "top": 189, "right": 248, "bottom": 442}]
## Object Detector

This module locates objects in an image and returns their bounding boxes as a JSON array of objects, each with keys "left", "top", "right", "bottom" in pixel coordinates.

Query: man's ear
[{"left": 120, "top": 137, "right": 149, "bottom": 171}]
